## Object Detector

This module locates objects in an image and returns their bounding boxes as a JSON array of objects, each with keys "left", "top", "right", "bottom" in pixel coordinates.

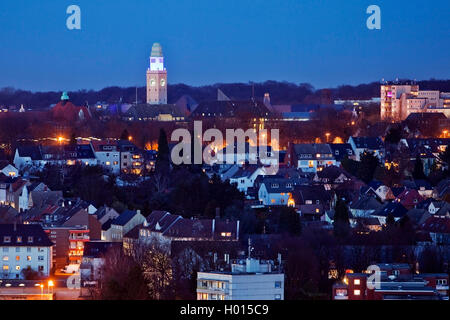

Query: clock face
[
  {"left": 160, "top": 79, "right": 166, "bottom": 87},
  {"left": 150, "top": 79, "right": 156, "bottom": 86}
]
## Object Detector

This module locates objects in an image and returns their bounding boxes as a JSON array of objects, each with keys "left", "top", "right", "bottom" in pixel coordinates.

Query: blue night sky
[{"left": 0, "top": 0, "right": 449, "bottom": 91}]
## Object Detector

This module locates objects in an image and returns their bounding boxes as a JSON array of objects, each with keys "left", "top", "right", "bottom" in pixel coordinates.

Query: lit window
[
  {"left": 15, "top": 265, "right": 20, "bottom": 271},
  {"left": 15, "top": 256, "right": 20, "bottom": 261},
  {"left": 106, "top": 162, "right": 111, "bottom": 166},
  {"left": 16, "top": 237, "right": 22, "bottom": 243},
  {"left": 27, "top": 256, "right": 31, "bottom": 261},
  {"left": 2, "top": 265, "right": 9, "bottom": 271},
  {"left": 354, "top": 279, "right": 360, "bottom": 285},
  {"left": 354, "top": 289, "right": 361, "bottom": 295},
  {"left": 2, "top": 256, "right": 8, "bottom": 261}
]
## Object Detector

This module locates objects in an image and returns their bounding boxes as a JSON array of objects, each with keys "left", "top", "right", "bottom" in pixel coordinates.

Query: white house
[
  {"left": 197, "top": 258, "right": 284, "bottom": 300},
  {"left": 0, "top": 224, "right": 53, "bottom": 279},
  {"left": 287, "top": 144, "right": 336, "bottom": 173},
  {"left": 348, "top": 136, "right": 385, "bottom": 162},
  {"left": 0, "top": 163, "right": 19, "bottom": 178},
  {"left": 109, "top": 210, "right": 146, "bottom": 242},
  {"left": 258, "top": 178, "right": 295, "bottom": 206},
  {"left": 13, "top": 146, "right": 45, "bottom": 170},
  {"left": 230, "top": 166, "right": 266, "bottom": 194},
  {"left": 90, "top": 140, "right": 121, "bottom": 174}
]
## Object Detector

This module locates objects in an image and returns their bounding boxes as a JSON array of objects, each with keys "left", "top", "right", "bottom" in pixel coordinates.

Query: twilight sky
[{"left": 0, "top": 0, "right": 449, "bottom": 91}]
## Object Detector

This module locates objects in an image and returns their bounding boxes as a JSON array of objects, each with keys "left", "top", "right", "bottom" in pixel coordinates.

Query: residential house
[
  {"left": 109, "top": 210, "right": 146, "bottom": 242},
  {"left": 291, "top": 185, "right": 334, "bottom": 210},
  {"left": 0, "top": 224, "right": 53, "bottom": 279},
  {"left": 286, "top": 143, "right": 336, "bottom": 172},
  {"left": 361, "top": 181, "right": 395, "bottom": 202},
  {"left": 396, "top": 189, "right": 424, "bottom": 210},
  {"left": 13, "top": 146, "right": 43, "bottom": 170},
  {"left": 313, "top": 166, "right": 351, "bottom": 190},
  {"left": 229, "top": 166, "right": 266, "bottom": 194},
  {"left": 332, "top": 263, "right": 448, "bottom": 300},
  {"left": 139, "top": 211, "right": 240, "bottom": 245},
  {"left": 0, "top": 205, "right": 19, "bottom": 224},
  {"left": 80, "top": 241, "right": 120, "bottom": 292},
  {"left": 349, "top": 195, "right": 383, "bottom": 218},
  {"left": 0, "top": 162, "right": 19, "bottom": 178},
  {"left": 90, "top": 140, "right": 121, "bottom": 174},
  {"left": 348, "top": 136, "right": 385, "bottom": 161},
  {"left": 371, "top": 202, "right": 408, "bottom": 224},
  {"left": 94, "top": 206, "right": 120, "bottom": 226},
  {"left": 117, "top": 140, "right": 144, "bottom": 175},
  {"left": 258, "top": 177, "right": 296, "bottom": 206},
  {"left": 329, "top": 143, "right": 355, "bottom": 166},
  {"left": 420, "top": 216, "right": 450, "bottom": 245},
  {"left": 197, "top": 258, "right": 284, "bottom": 301}
]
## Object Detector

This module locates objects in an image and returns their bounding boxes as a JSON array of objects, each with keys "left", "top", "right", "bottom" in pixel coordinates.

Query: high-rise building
[
  {"left": 146, "top": 43, "right": 167, "bottom": 104},
  {"left": 381, "top": 83, "right": 450, "bottom": 121}
]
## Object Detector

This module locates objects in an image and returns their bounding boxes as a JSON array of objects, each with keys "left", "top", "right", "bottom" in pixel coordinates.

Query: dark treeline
[{"left": 2, "top": 79, "right": 450, "bottom": 109}]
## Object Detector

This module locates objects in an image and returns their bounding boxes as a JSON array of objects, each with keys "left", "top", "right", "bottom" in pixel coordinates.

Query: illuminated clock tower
[{"left": 146, "top": 43, "right": 167, "bottom": 104}]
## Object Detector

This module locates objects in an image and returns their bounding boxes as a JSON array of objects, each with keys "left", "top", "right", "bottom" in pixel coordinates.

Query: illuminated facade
[
  {"left": 381, "top": 83, "right": 450, "bottom": 121},
  {"left": 146, "top": 43, "right": 167, "bottom": 104}
]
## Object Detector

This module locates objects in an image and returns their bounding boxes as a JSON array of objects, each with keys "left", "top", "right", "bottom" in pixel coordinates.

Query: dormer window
[
  {"left": 3, "top": 236, "right": 11, "bottom": 243},
  {"left": 27, "top": 236, "right": 33, "bottom": 243},
  {"left": 17, "top": 236, "right": 22, "bottom": 243}
]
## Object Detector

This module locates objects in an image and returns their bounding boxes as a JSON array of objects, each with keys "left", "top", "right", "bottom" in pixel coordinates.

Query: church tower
[{"left": 146, "top": 43, "right": 167, "bottom": 104}]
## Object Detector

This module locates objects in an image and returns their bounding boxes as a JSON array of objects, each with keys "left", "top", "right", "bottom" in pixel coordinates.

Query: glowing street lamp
[
  {"left": 48, "top": 280, "right": 54, "bottom": 294},
  {"left": 325, "top": 133, "right": 331, "bottom": 143}
]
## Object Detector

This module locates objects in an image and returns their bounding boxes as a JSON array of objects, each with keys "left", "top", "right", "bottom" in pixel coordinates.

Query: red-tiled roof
[
  {"left": 51, "top": 100, "right": 90, "bottom": 122},
  {"left": 421, "top": 216, "right": 450, "bottom": 234}
]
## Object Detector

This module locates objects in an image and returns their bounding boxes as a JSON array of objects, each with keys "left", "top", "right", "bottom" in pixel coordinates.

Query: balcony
[{"left": 69, "top": 235, "right": 89, "bottom": 241}]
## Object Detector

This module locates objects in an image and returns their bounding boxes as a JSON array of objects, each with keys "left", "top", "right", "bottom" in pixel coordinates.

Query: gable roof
[
  {"left": 0, "top": 206, "right": 19, "bottom": 224},
  {"left": 293, "top": 143, "right": 334, "bottom": 160},
  {"left": 17, "top": 146, "right": 42, "bottom": 160},
  {"left": 350, "top": 195, "right": 382, "bottom": 211},
  {"left": 191, "top": 100, "right": 272, "bottom": 118},
  {"left": 112, "top": 210, "right": 140, "bottom": 226},
  {"left": 350, "top": 136, "right": 384, "bottom": 150},
  {"left": 421, "top": 216, "right": 450, "bottom": 234},
  {"left": 124, "top": 104, "right": 185, "bottom": 119},
  {"left": 259, "top": 177, "right": 295, "bottom": 193},
  {"left": 372, "top": 202, "right": 408, "bottom": 218},
  {"left": 0, "top": 224, "right": 53, "bottom": 246},
  {"left": 329, "top": 143, "right": 354, "bottom": 161},
  {"left": 315, "top": 165, "right": 350, "bottom": 181}
]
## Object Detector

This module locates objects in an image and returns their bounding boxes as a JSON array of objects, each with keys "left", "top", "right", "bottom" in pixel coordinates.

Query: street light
[
  {"left": 48, "top": 280, "right": 54, "bottom": 295},
  {"left": 325, "top": 133, "right": 331, "bottom": 143}
]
